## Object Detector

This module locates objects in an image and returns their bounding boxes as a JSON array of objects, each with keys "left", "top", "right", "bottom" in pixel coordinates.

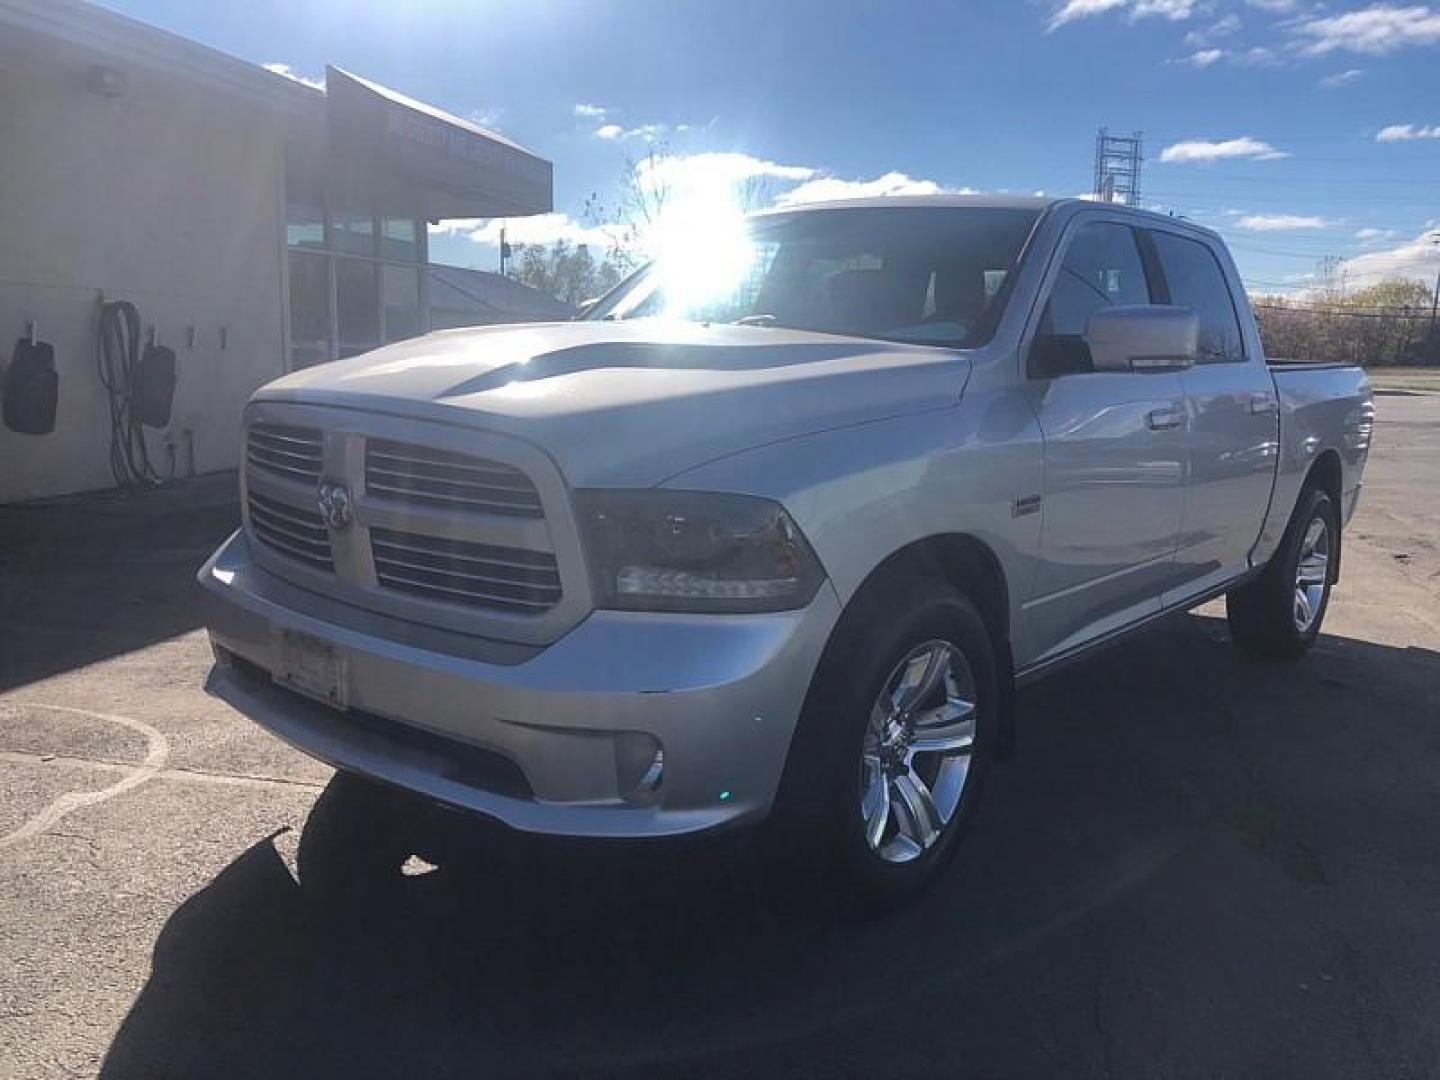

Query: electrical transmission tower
[
  {"left": 1317, "top": 255, "right": 1346, "bottom": 297},
  {"left": 1093, "top": 128, "right": 1144, "bottom": 207}
]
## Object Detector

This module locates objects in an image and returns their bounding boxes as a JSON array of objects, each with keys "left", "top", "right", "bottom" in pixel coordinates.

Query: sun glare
[{"left": 648, "top": 193, "right": 755, "bottom": 317}]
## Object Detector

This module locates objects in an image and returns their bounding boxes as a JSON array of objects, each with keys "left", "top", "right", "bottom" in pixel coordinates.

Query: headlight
[{"left": 575, "top": 489, "right": 825, "bottom": 613}]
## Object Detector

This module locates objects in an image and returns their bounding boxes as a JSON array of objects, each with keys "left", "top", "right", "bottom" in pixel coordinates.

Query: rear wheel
[
  {"left": 1226, "top": 486, "right": 1339, "bottom": 659},
  {"left": 769, "top": 578, "right": 997, "bottom": 910}
]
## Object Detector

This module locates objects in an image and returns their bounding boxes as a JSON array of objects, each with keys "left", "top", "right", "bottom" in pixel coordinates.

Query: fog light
[{"left": 615, "top": 732, "right": 664, "bottom": 801}]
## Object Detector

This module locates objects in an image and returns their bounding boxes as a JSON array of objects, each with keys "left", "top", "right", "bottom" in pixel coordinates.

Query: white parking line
[{"left": 0, "top": 702, "right": 170, "bottom": 850}]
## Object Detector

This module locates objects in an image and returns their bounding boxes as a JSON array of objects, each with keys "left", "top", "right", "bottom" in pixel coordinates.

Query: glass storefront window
[
  {"left": 383, "top": 265, "right": 421, "bottom": 342},
  {"left": 286, "top": 204, "right": 325, "bottom": 250},
  {"left": 331, "top": 212, "right": 376, "bottom": 257},
  {"left": 287, "top": 250, "right": 330, "bottom": 368},
  {"left": 336, "top": 258, "right": 380, "bottom": 356},
  {"left": 285, "top": 203, "right": 426, "bottom": 366},
  {"left": 382, "top": 217, "right": 419, "bottom": 261}
]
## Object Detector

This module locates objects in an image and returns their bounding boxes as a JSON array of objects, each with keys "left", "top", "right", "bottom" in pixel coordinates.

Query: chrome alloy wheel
[
  {"left": 1294, "top": 516, "right": 1331, "bottom": 633},
  {"left": 859, "top": 640, "right": 977, "bottom": 864}
]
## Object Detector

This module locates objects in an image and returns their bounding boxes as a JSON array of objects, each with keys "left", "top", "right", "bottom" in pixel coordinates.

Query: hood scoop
[{"left": 438, "top": 339, "right": 878, "bottom": 399}]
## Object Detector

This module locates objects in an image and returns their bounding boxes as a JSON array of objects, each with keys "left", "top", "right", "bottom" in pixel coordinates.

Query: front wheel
[
  {"left": 769, "top": 578, "right": 997, "bottom": 910},
  {"left": 1226, "top": 486, "right": 1339, "bottom": 659}
]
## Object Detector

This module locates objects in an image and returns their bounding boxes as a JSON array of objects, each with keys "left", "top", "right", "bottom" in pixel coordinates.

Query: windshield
[{"left": 584, "top": 206, "right": 1041, "bottom": 348}]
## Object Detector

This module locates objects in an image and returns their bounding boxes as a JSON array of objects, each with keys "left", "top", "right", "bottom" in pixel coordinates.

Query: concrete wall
[{"left": 0, "top": 55, "right": 287, "bottom": 502}]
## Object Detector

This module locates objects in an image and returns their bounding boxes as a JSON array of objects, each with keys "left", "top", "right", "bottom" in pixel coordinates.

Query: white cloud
[
  {"left": 428, "top": 213, "right": 615, "bottom": 251},
  {"left": 637, "top": 151, "right": 816, "bottom": 199},
  {"left": 432, "top": 156, "right": 972, "bottom": 256},
  {"left": 1292, "top": 4, "right": 1440, "bottom": 56},
  {"left": 1237, "top": 214, "right": 1332, "bottom": 231},
  {"left": 1376, "top": 122, "right": 1440, "bottom": 141},
  {"left": 1319, "top": 68, "right": 1365, "bottom": 87},
  {"left": 1048, "top": 0, "right": 1127, "bottom": 29},
  {"left": 595, "top": 121, "right": 669, "bottom": 142},
  {"left": 1234, "top": 45, "right": 1279, "bottom": 65},
  {"left": 1246, "top": 0, "right": 1296, "bottom": 10},
  {"left": 1047, "top": 0, "right": 1196, "bottom": 29},
  {"left": 1181, "top": 48, "right": 1226, "bottom": 66},
  {"left": 774, "top": 172, "right": 973, "bottom": 207},
  {"left": 1160, "top": 136, "right": 1289, "bottom": 163},
  {"left": 1337, "top": 227, "right": 1440, "bottom": 285},
  {"left": 582, "top": 102, "right": 683, "bottom": 142},
  {"left": 1174, "top": 44, "right": 1277, "bottom": 68},
  {"left": 1355, "top": 227, "right": 1397, "bottom": 242},
  {"left": 1184, "top": 13, "right": 1241, "bottom": 44},
  {"left": 1131, "top": 0, "right": 1199, "bottom": 18},
  {"left": 262, "top": 62, "right": 323, "bottom": 90}
]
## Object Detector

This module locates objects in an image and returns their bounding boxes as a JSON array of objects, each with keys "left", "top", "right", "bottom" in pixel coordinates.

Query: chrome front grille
[
  {"left": 365, "top": 438, "right": 543, "bottom": 518},
  {"left": 242, "top": 409, "right": 579, "bottom": 641},
  {"left": 371, "top": 527, "right": 561, "bottom": 614},
  {"left": 247, "top": 424, "right": 323, "bottom": 485},
  {"left": 247, "top": 489, "right": 333, "bottom": 570}
]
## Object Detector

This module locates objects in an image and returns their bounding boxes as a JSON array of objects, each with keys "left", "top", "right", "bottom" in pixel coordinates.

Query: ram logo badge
[{"left": 317, "top": 481, "right": 354, "bottom": 531}]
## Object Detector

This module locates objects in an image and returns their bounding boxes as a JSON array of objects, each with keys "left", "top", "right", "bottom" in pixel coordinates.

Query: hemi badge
[{"left": 1013, "top": 494, "right": 1042, "bottom": 518}]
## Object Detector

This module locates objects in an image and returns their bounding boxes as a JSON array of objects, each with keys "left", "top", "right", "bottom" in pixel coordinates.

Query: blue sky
[{"left": 106, "top": 0, "right": 1440, "bottom": 295}]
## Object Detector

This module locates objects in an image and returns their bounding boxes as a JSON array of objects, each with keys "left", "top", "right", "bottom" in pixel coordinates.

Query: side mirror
[{"left": 1085, "top": 305, "right": 1198, "bottom": 372}]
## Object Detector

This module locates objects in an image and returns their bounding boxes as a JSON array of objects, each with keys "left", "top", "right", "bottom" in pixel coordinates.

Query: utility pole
[
  {"left": 1430, "top": 233, "right": 1439, "bottom": 352},
  {"left": 1093, "top": 128, "right": 1144, "bottom": 207},
  {"left": 499, "top": 225, "right": 511, "bottom": 277}
]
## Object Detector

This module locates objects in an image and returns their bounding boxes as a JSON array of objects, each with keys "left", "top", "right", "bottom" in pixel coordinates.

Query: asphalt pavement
[{"left": 2, "top": 393, "right": 1438, "bottom": 1079}]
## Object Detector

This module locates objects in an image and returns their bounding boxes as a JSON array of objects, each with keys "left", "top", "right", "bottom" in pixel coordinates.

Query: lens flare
[{"left": 646, "top": 193, "right": 756, "bottom": 317}]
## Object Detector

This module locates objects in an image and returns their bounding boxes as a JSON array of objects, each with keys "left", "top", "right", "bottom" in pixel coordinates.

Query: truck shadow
[
  {"left": 0, "top": 475, "right": 237, "bottom": 692},
  {"left": 98, "top": 613, "right": 1440, "bottom": 1078}
]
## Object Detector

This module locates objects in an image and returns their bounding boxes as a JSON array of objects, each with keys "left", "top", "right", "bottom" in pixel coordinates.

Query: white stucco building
[{"left": 0, "top": 0, "right": 566, "bottom": 502}]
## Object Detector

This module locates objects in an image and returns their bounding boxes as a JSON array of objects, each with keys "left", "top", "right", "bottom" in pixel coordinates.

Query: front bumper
[{"left": 200, "top": 531, "right": 842, "bottom": 838}]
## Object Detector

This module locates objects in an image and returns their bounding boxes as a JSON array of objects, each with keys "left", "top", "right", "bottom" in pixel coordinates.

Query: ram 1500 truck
[{"left": 201, "top": 195, "right": 1374, "bottom": 904}]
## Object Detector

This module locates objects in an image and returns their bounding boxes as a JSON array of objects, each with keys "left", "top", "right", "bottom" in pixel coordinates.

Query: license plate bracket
[{"left": 274, "top": 629, "right": 348, "bottom": 710}]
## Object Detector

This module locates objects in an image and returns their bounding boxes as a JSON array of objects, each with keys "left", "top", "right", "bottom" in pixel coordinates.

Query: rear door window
[{"left": 1150, "top": 231, "right": 1246, "bottom": 364}]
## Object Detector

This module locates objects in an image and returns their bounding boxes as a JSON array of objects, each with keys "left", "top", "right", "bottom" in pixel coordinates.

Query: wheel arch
[
  {"left": 826, "top": 533, "right": 1017, "bottom": 758},
  {"left": 1303, "top": 448, "right": 1344, "bottom": 580}
]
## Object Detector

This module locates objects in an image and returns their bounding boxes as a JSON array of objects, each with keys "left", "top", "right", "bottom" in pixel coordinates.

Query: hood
[{"left": 255, "top": 320, "right": 969, "bottom": 486}]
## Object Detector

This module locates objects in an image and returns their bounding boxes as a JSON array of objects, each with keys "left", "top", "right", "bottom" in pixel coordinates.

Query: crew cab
[{"left": 201, "top": 195, "right": 1374, "bottom": 904}]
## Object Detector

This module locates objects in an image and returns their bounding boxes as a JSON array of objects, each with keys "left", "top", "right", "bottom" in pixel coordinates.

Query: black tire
[
  {"left": 767, "top": 577, "right": 998, "bottom": 911},
  {"left": 1226, "top": 486, "right": 1339, "bottom": 660}
]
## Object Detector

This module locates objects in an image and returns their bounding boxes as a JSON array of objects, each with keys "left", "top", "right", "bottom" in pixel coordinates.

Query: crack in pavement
[{"left": 0, "top": 748, "right": 326, "bottom": 794}]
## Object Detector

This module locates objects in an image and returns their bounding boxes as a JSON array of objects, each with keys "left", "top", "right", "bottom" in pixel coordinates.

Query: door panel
[
  {"left": 1146, "top": 229, "right": 1279, "bottom": 604},
  {"left": 1022, "top": 372, "right": 1188, "bottom": 664},
  {"left": 1016, "top": 218, "right": 1187, "bottom": 667},
  {"left": 1168, "top": 362, "right": 1278, "bottom": 601}
]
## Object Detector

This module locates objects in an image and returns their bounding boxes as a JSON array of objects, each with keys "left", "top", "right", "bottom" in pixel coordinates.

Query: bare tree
[
  {"left": 510, "top": 240, "right": 624, "bottom": 307},
  {"left": 1253, "top": 277, "right": 1438, "bottom": 366}
]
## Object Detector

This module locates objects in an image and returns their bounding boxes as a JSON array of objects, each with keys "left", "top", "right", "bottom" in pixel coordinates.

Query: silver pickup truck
[{"left": 202, "top": 195, "right": 1373, "bottom": 905}]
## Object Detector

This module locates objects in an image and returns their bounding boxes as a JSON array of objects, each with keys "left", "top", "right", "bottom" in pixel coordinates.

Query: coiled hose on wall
[{"left": 97, "top": 300, "right": 169, "bottom": 488}]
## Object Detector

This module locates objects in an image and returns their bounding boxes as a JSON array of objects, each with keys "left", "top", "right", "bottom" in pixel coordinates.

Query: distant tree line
[
  {"left": 1252, "top": 278, "right": 1440, "bottom": 367},
  {"left": 508, "top": 239, "right": 625, "bottom": 309}
]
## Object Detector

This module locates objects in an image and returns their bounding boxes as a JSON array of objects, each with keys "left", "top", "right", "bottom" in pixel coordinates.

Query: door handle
[
  {"left": 1248, "top": 396, "right": 1279, "bottom": 415},
  {"left": 1147, "top": 407, "right": 1183, "bottom": 431}
]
